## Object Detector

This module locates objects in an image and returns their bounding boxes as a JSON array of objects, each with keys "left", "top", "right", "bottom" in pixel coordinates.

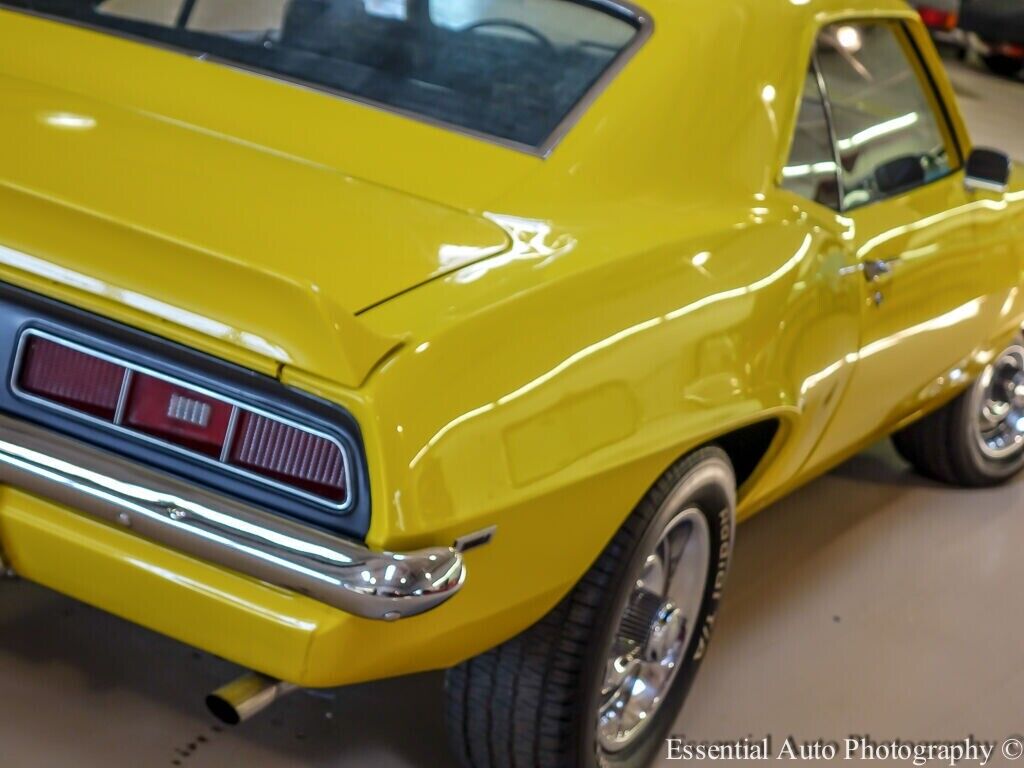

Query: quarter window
[{"left": 815, "top": 22, "right": 959, "bottom": 210}]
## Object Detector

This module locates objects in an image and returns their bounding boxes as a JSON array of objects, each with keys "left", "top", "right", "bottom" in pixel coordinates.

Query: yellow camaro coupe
[{"left": 0, "top": 0, "right": 1021, "bottom": 765}]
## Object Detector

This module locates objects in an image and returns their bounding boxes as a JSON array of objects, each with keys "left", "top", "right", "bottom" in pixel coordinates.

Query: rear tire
[
  {"left": 893, "top": 338, "right": 1024, "bottom": 487},
  {"left": 444, "top": 448, "right": 736, "bottom": 768},
  {"left": 982, "top": 54, "right": 1024, "bottom": 78}
]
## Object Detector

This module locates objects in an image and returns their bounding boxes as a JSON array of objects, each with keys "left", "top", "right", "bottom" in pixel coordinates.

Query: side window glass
[
  {"left": 782, "top": 68, "right": 841, "bottom": 210},
  {"left": 816, "top": 22, "right": 959, "bottom": 210}
]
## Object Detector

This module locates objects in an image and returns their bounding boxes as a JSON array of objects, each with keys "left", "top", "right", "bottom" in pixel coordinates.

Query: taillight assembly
[{"left": 14, "top": 332, "right": 350, "bottom": 508}]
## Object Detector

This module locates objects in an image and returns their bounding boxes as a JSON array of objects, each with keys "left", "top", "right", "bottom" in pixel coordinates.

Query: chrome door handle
[
  {"left": 838, "top": 259, "right": 899, "bottom": 282},
  {"left": 862, "top": 259, "right": 897, "bottom": 283}
]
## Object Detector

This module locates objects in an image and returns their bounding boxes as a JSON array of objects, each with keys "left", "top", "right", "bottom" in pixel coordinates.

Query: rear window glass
[{"left": 5, "top": 0, "right": 644, "bottom": 150}]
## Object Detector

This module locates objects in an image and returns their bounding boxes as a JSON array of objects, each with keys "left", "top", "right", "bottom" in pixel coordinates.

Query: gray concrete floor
[
  {"left": 947, "top": 58, "right": 1024, "bottom": 159},
  {"left": 1, "top": 60, "right": 1023, "bottom": 767}
]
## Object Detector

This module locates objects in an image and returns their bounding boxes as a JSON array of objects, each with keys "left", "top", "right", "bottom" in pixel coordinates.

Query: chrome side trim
[
  {"left": 0, "top": 414, "right": 464, "bottom": 620},
  {"left": 0, "top": 2, "right": 653, "bottom": 158},
  {"left": 538, "top": 1, "right": 654, "bottom": 157},
  {"left": 11, "top": 328, "right": 355, "bottom": 513},
  {"left": 811, "top": 50, "right": 847, "bottom": 211}
]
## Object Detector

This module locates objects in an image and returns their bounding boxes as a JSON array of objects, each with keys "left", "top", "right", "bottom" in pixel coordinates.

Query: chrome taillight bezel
[{"left": 10, "top": 328, "right": 353, "bottom": 512}]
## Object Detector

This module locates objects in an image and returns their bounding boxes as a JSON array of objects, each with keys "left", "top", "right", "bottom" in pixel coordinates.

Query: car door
[{"left": 803, "top": 19, "right": 1018, "bottom": 469}]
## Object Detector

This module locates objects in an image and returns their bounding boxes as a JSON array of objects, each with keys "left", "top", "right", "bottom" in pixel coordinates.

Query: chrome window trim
[
  {"left": 0, "top": 1, "right": 654, "bottom": 158},
  {"left": 537, "top": 0, "right": 654, "bottom": 157},
  {"left": 812, "top": 49, "right": 846, "bottom": 211},
  {"left": 10, "top": 328, "right": 355, "bottom": 513}
]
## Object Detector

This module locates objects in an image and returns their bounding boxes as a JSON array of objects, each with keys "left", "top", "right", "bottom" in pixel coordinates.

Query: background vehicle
[
  {"left": 912, "top": 0, "right": 968, "bottom": 54},
  {"left": 961, "top": 0, "right": 1024, "bottom": 76}
]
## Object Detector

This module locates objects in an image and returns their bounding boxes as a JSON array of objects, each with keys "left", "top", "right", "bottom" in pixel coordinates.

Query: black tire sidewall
[
  {"left": 982, "top": 54, "right": 1024, "bottom": 78},
  {"left": 954, "top": 356, "right": 1024, "bottom": 484},
  {"left": 578, "top": 451, "right": 736, "bottom": 768}
]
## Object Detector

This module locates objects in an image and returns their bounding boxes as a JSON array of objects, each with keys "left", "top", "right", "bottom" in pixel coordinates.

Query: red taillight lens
[
  {"left": 14, "top": 333, "right": 351, "bottom": 508},
  {"left": 229, "top": 412, "right": 347, "bottom": 503},
  {"left": 17, "top": 336, "right": 125, "bottom": 419},
  {"left": 124, "top": 374, "right": 233, "bottom": 457},
  {"left": 918, "top": 7, "right": 955, "bottom": 30}
]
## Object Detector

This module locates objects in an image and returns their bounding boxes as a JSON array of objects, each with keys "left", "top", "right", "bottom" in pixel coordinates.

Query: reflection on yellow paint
[
  {"left": 858, "top": 299, "right": 982, "bottom": 359},
  {"left": 437, "top": 241, "right": 509, "bottom": 269},
  {"left": 125, "top": 558, "right": 318, "bottom": 630},
  {"left": 1001, "top": 287, "right": 1020, "bottom": 319},
  {"left": 0, "top": 244, "right": 291, "bottom": 362},
  {"left": 411, "top": 235, "right": 814, "bottom": 468},
  {"left": 442, "top": 213, "right": 578, "bottom": 285},
  {"left": 856, "top": 204, "right": 977, "bottom": 258},
  {"left": 39, "top": 111, "right": 97, "bottom": 131}
]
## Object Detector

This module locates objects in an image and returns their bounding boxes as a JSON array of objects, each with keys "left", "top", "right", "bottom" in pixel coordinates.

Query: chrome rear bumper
[{"left": 0, "top": 414, "right": 464, "bottom": 620}]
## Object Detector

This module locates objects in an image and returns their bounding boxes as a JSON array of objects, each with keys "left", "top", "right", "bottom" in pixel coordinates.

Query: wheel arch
[{"left": 709, "top": 418, "right": 783, "bottom": 496}]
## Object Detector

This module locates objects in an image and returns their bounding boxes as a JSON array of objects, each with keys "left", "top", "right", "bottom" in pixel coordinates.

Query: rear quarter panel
[{"left": 282, "top": 198, "right": 863, "bottom": 667}]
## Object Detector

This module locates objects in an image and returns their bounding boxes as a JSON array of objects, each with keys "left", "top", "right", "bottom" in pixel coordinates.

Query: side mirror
[{"left": 965, "top": 148, "right": 1012, "bottom": 193}]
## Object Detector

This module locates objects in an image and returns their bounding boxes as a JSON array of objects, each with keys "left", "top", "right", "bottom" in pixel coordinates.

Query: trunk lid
[{"left": 0, "top": 11, "right": 524, "bottom": 386}]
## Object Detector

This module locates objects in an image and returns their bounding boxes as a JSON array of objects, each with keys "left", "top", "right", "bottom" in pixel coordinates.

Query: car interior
[
  {"left": 9, "top": 0, "right": 639, "bottom": 147},
  {"left": 784, "top": 21, "right": 957, "bottom": 210}
]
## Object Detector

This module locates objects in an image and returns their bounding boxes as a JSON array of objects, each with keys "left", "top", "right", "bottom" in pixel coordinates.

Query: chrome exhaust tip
[{"left": 206, "top": 672, "right": 297, "bottom": 725}]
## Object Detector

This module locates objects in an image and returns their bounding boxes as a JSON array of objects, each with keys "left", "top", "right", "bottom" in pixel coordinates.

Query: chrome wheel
[
  {"left": 974, "top": 345, "right": 1024, "bottom": 460},
  {"left": 596, "top": 507, "right": 711, "bottom": 754}
]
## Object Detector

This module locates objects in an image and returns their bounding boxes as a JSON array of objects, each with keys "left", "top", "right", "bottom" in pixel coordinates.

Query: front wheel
[
  {"left": 893, "top": 338, "right": 1024, "bottom": 486},
  {"left": 445, "top": 448, "right": 736, "bottom": 768}
]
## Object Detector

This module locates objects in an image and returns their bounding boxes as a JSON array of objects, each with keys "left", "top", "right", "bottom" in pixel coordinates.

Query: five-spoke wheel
[
  {"left": 446, "top": 448, "right": 735, "bottom": 768},
  {"left": 597, "top": 508, "right": 710, "bottom": 755},
  {"left": 895, "top": 336, "right": 1024, "bottom": 486}
]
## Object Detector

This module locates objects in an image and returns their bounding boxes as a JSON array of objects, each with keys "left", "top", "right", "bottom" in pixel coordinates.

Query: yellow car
[{"left": 0, "top": 0, "right": 1021, "bottom": 765}]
